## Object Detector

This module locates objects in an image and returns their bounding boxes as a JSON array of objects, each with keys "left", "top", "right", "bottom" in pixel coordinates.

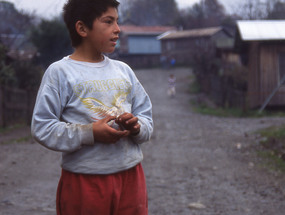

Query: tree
[
  {"left": 12, "top": 60, "right": 42, "bottom": 89},
  {"left": 30, "top": 18, "right": 73, "bottom": 68},
  {"left": 230, "top": 0, "right": 285, "bottom": 20},
  {"left": 120, "top": 0, "right": 179, "bottom": 26},
  {"left": 175, "top": 0, "right": 227, "bottom": 29},
  {"left": 181, "top": 3, "right": 205, "bottom": 29},
  {"left": 237, "top": 0, "right": 267, "bottom": 19},
  {"left": 0, "top": 1, "right": 42, "bottom": 89},
  {"left": 0, "top": 1, "right": 34, "bottom": 34},
  {"left": 0, "top": 1, "right": 35, "bottom": 57},
  {"left": 267, "top": 1, "right": 285, "bottom": 19},
  {"left": 0, "top": 44, "right": 16, "bottom": 87},
  {"left": 0, "top": 42, "right": 42, "bottom": 89},
  {"left": 203, "top": 0, "right": 226, "bottom": 26}
]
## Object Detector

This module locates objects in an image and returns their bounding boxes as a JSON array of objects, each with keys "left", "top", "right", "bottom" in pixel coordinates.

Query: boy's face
[{"left": 85, "top": 7, "right": 120, "bottom": 55}]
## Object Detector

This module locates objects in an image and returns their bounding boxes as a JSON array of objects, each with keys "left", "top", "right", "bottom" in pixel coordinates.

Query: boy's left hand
[{"left": 116, "top": 113, "right": 140, "bottom": 135}]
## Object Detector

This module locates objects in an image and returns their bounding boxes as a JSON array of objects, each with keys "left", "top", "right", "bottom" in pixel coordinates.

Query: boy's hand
[
  {"left": 92, "top": 115, "right": 130, "bottom": 144},
  {"left": 116, "top": 113, "right": 140, "bottom": 135}
]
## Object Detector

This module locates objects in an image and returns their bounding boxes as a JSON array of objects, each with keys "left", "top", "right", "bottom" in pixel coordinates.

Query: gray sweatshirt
[{"left": 31, "top": 56, "right": 153, "bottom": 174}]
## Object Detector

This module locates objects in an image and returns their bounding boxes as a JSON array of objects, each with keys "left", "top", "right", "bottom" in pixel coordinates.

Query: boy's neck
[{"left": 70, "top": 46, "right": 104, "bottom": 63}]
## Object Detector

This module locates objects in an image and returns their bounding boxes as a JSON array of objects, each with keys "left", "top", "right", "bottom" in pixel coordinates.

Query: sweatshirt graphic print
[{"left": 74, "top": 78, "right": 131, "bottom": 120}]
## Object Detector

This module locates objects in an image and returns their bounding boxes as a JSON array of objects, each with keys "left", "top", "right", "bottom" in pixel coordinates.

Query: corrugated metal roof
[
  {"left": 158, "top": 27, "right": 222, "bottom": 40},
  {"left": 237, "top": 20, "right": 285, "bottom": 41},
  {"left": 120, "top": 25, "right": 176, "bottom": 35}
]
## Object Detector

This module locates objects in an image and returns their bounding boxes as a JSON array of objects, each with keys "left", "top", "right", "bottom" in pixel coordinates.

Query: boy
[{"left": 31, "top": 0, "right": 153, "bottom": 214}]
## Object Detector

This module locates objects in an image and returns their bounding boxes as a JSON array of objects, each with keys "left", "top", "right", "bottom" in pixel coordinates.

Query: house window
[
  {"left": 128, "top": 36, "right": 161, "bottom": 54},
  {"left": 279, "top": 52, "right": 285, "bottom": 84}
]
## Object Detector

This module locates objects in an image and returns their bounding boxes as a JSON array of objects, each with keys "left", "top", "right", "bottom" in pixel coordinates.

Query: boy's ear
[{"left": 75, "top": 21, "right": 88, "bottom": 37}]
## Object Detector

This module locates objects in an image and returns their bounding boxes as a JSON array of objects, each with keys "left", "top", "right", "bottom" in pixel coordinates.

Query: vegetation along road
[{"left": 1, "top": 67, "right": 285, "bottom": 215}]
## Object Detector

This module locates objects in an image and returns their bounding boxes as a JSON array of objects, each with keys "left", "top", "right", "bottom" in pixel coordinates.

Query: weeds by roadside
[
  {"left": 191, "top": 98, "right": 285, "bottom": 118},
  {"left": 1, "top": 135, "right": 32, "bottom": 145},
  {"left": 0, "top": 124, "right": 32, "bottom": 145},
  {"left": 255, "top": 125, "right": 285, "bottom": 171},
  {"left": 257, "top": 151, "right": 285, "bottom": 173},
  {"left": 0, "top": 124, "right": 26, "bottom": 134}
]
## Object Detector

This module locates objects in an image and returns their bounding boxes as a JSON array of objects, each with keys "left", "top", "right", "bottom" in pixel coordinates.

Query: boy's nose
[{"left": 114, "top": 23, "right": 120, "bottom": 34}]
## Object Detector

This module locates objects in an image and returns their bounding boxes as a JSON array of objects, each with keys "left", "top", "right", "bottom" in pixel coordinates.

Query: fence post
[
  {"left": 27, "top": 89, "right": 34, "bottom": 126},
  {"left": 0, "top": 86, "right": 4, "bottom": 128}
]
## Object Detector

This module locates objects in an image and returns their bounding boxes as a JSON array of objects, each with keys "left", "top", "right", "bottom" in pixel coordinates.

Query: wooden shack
[
  {"left": 236, "top": 20, "right": 285, "bottom": 108},
  {"left": 158, "top": 27, "right": 232, "bottom": 66}
]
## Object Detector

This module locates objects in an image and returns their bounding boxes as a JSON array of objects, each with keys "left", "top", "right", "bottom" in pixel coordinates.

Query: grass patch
[
  {"left": 258, "top": 125, "right": 285, "bottom": 139},
  {"left": 0, "top": 124, "right": 32, "bottom": 145},
  {"left": 257, "top": 151, "right": 285, "bottom": 173},
  {"left": 191, "top": 100, "right": 266, "bottom": 118},
  {"left": 0, "top": 124, "right": 26, "bottom": 134},
  {"left": 191, "top": 99, "right": 285, "bottom": 118},
  {"left": 189, "top": 77, "right": 200, "bottom": 94},
  {"left": 192, "top": 104, "right": 243, "bottom": 117},
  {"left": 255, "top": 125, "right": 285, "bottom": 172},
  {"left": 1, "top": 135, "right": 32, "bottom": 145}
]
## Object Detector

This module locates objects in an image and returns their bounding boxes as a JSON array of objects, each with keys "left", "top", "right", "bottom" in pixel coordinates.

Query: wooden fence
[
  {"left": 198, "top": 74, "right": 247, "bottom": 110},
  {"left": 0, "top": 87, "right": 37, "bottom": 128}
]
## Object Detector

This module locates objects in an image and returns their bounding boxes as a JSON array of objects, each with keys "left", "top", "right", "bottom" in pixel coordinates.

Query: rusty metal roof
[
  {"left": 237, "top": 20, "right": 285, "bottom": 41},
  {"left": 158, "top": 27, "right": 223, "bottom": 40}
]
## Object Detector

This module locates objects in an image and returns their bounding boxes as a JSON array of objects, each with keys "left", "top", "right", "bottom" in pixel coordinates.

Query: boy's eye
[
  {"left": 101, "top": 16, "right": 118, "bottom": 25},
  {"left": 104, "top": 19, "right": 113, "bottom": 24}
]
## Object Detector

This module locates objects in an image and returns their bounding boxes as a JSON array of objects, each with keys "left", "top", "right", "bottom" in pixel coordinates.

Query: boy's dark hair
[{"left": 63, "top": 0, "right": 120, "bottom": 47}]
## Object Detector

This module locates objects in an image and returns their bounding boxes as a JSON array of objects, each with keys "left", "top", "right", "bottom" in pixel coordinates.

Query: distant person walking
[
  {"left": 168, "top": 74, "right": 176, "bottom": 98},
  {"left": 160, "top": 55, "right": 167, "bottom": 69},
  {"left": 170, "top": 57, "right": 176, "bottom": 68}
]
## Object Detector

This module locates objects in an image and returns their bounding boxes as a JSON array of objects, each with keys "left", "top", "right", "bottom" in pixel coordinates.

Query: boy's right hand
[{"left": 92, "top": 115, "right": 130, "bottom": 144}]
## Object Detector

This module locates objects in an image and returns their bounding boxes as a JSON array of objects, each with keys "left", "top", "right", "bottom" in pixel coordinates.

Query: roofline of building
[
  {"left": 119, "top": 25, "right": 176, "bottom": 36},
  {"left": 158, "top": 26, "right": 223, "bottom": 40},
  {"left": 237, "top": 20, "right": 285, "bottom": 41}
]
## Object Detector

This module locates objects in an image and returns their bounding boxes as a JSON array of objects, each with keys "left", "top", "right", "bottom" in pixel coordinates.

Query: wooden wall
[
  {"left": 247, "top": 42, "right": 285, "bottom": 108},
  {"left": 247, "top": 42, "right": 261, "bottom": 108},
  {"left": 161, "top": 37, "right": 215, "bottom": 65}
]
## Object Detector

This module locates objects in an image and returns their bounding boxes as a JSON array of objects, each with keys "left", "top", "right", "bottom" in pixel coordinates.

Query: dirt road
[{"left": 1, "top": 68, "right": 285, "bottom": 215}]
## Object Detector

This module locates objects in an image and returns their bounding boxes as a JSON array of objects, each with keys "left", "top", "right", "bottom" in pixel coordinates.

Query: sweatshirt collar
[{"left": 64, "top": 55, "right": 109, "bottom": 67}]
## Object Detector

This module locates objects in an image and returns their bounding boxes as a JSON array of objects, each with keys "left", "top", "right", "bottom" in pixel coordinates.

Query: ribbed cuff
[{"left": 80, "top": 123, "right": 94, "bottom": 145}]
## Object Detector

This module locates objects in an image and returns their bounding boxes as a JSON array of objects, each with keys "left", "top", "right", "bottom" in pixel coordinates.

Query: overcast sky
[{"left": 5, "top": 0, "right": 244, "bottom": 19}]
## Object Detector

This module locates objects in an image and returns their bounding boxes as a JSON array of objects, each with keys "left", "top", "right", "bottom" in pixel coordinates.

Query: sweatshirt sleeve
[
  {"left": 31, "top": 68, "right": 94, "bottom": 153},
  {"left": 130, "top": 74, "right": 153, "bottom": 145}
]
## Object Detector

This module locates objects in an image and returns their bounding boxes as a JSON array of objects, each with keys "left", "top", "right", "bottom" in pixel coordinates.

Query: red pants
[{"left": 56, "top": 164, "right": 148, "bottom": 215}]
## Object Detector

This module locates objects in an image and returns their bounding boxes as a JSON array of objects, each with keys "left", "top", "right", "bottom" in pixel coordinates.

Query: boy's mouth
[
  {"left": 111, "top": 37, "right": 119, "bottom": 42},
  {"left": 110, "top": 37, "right": 119, "bottom": 46}
]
